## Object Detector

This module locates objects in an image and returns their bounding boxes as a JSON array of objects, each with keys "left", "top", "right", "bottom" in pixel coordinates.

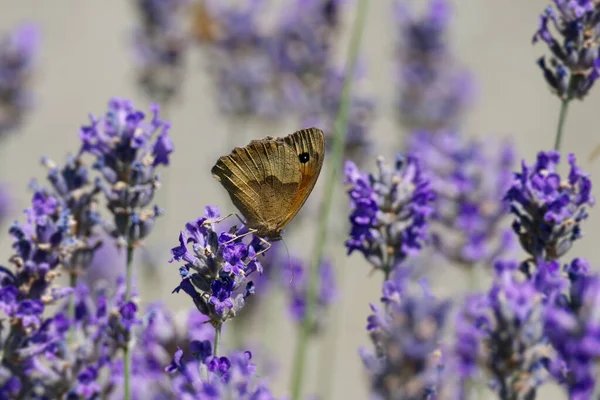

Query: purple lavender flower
[
  {"left": 345, "top": 155, "right": 435, "bottom": 278},
  {"left": 542, "top": 258, "right": 600, "bottom": 399},
  {"left": 274, "top": 0, "right": 343, "bottom": 112},
  {"left": 0, "top": 23, "right": 39, "bottom": 136},
  {"left": 170, "top": 205, "right": 266, "bottom": 326},
  {"left": 407, "top": 130, "right": 515, "bottom": 268},
  {"left": 38, "top": 155, "right": 105, "bottom": 279},
  {"left": 454, "top": 260, "right": 549, "bottom": 399},
  {"left": 133, "top": 0, "right": 190, "bottom": 104},
  {"left": 360, "top": 268, "right": 450, "bottom": 399},
  {"left": 505, "top": 151, "right": 594, "bottom": 260},
  {"left": 393, "top": 0, "right": 473, "bottom": 130},
  {"left": 283, "top": 257, "right": 336, "bottom": 335},
  {"left": 78, "top": 98, "right": 173, "bottom": 246},
  {"left": 203, "top": 0, "right": 284, "bottom": 119},
  {"left": 302, "top": 65, "right": 375, "bottom": 165},
  {"left": 533, "top": 1, "right": 600, "bottom": 99},
  {"left": 166, "top": 346, "right": 276, "bottom": 399}
]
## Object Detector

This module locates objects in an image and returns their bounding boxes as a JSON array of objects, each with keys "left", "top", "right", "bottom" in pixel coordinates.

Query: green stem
[
  {"left": 316, "top": 260, "right": 347, "bottom": 399},
  {"left": 123, "top": 244, "right": 135, "bottom": 400},
  {"left": 289, "top": 1, "right": 369, "bottom": 399},
  {"left": 214, "top": 324, "right": 222, "bottom": 357},
  {"left": 554, "top": 98, "right": 570, "bottom": 151}
]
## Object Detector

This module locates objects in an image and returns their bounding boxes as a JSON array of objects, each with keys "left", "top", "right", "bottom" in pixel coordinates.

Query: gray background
[{"left": 0, "top": 0, "right": 593, "bottom": 398}]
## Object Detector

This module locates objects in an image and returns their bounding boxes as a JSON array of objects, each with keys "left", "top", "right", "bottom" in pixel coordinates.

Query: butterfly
[{"left": 211, "top": 127, "right": 325, "bottom": 252}]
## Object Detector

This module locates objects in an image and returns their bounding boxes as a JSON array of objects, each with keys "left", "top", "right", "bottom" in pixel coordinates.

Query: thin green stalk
[
  {"left": 289, "top": 1, "right": 369, "bottom": 399},
  {"left": 123, "top": 244, "right": 135, "bottom": 400},
  {"left": 554, "top": 98, "right": 570, "bottom": 151},
  {"left": 315, "top": 259, "right": 347, "bottom": 399},
  {"left": 214, "top": 324, "right": 222, "bottom": 357}
]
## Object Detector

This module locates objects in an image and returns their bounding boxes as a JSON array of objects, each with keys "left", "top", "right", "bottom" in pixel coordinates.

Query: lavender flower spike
[
  {"left": 408, "top": 130, "right": 515, "bottom": 268},
  {"left": 361, "top": 268, "right": 450, "bottom": 399},
  {"left": 455, "top": 260, "right": 550, "bottom": 399},
  {"left": 393, "top": 0, "right": 473, "bottom": 130},
  {"left": 204, "top": 0, "right": 284, "bottom": 119},
  {"left": 505, "top": 151, "right": 593, "bottom": 260},
  {"left": 0, "top": 23, "right": 39, "bottom": 136},
  {"left": 170, "top": 205, "right": 267, "bottom": 326},
  {"left": 533, "top": 1, "right": 600, "bottom": 99},
  {"left": 133, "top": 0, "right": 190, "bottom": 104},
  {"left": 545, "top": 271, "right": 600, "bottom": 399},
  {"left": 345, "top": 154, "right": 435, "bottom": 277},
  {"left": 78, "top": 98, "right": 173, "bottom": 246}
]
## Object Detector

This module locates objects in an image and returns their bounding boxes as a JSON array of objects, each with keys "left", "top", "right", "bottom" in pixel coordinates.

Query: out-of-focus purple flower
[
  {"left": 274, "top": 0, "right": 344, "bottom": 112},
  {"left": 302, "top": 64, "right": 375, "bottom": 165},
  {"left": 78, "top": 99, "right": 173, "bottom": 246},
  {"left": 202, "top": 0, "right": 284, "bottom": 119},
  {"left": 345, "top": 155, "right": 435, "bottom": 277},
  {"left": 167, "top": 346, "right": 277, "bottom": 399},
  {"left": 545, "top": 272, "right": 600, "bottom": 400},
  {"left": 170, "top": 205, "right": 267, "bottom": 326},
  {"left": 408, "top": 130, "right": 515, "bottom": 268},
  {"left": 0, "top": 23, "right": 39, "bottom": 136},
  {"left": 360, "top": 268, "right": 450, "bottom": 399},
  {"left": 505, "top": 151, "right": 593, "bottom": 260},
  {"left": 454, "top": 259, "right": 548, "bottom": 399},
  {"left": 393, "top": 0, "right": 473, "bottom": 131},
  {"left": 533, "top": 1, "right": 600, "bottom": 99},
  {"left": 133, "top": 0, "right": 190, "bottom": 104},
  {"left": 283, "top": 257, "right": 336, "bottom": 335}
]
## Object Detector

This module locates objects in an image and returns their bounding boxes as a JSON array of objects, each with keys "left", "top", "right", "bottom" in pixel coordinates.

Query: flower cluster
[
  {"left": 533, "top": 0, "right": 600, "bottom": 99},
  {"left": 360, "top": 268, "right": 450, "bottom": 400},
  {"left": 408, "top": 130, "right": 515, "bottom": 268},
  {"left": 274, "top": 0, "right": 343, "bottom": 111},
  {"left": 0, "top": 23, "right": 39, "bottom": 136},
  {"left": 78, "top": 98, "right": 173, "bottom": 247},
  {"left": 345, "top": 155, "right": 435, "bottom": 277},
  {"left": 543, "top": 259, "right": 600, "bottom": 399},
  {"left": 38, "top": 155, "right": 105, "bottom": 279},
  {"left": 454, "top": 260, "right": 551, "bottom": 399},
  {"left": 166, "top": 344, "right": 276, "bottom": 399},
  {"left": 132, "top": 0, "right": 190, "bottom": 104},
  {"left": 202, "top": 0, "right": 284, "bottom": 119},
  {"left": 393, "top": 0, "right": 473, "bottom": 131},
  {"left": 505, "top": 151, "right": 593, "bottom": 260},
  {"left": 170, "top": 206, "right": 266, "bottom": 326},
  {"left": 0, "top": 190, "right": 141, "bottom": 398}
]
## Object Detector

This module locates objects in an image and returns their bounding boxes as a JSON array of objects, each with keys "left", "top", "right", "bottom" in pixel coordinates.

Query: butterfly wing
[
  {"left": 277, "top": 127, "right": 325, "bottom": 230},
  {"left": 211, "top": 138, "right": 302, "bottom": 237}
]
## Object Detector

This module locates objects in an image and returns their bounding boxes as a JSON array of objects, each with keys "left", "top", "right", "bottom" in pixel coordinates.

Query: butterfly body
[{"left": 211, "top": 128, "right": 325, "bottom": 240}]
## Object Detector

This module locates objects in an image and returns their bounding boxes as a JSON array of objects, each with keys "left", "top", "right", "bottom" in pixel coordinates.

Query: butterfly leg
[
  {"left": 223, "top": 228, "right": 259, "bottom": 244},
  {"left": 204, "top": 212, "right": 248, "bottom": 226}
]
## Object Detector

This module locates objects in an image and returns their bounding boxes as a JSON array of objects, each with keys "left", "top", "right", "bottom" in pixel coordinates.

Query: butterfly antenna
[{"left": 281, "top": 237, "right": 294, "bottom": 284}]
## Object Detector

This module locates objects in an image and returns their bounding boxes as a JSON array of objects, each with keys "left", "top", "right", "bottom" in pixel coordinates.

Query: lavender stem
[
  {"left": 123, "top": 243, "right": 135, "bottom": 400},
  {"left": 554, "top": 98, "right": 570, "bottom": 151},
  {"left": 289, "top": 0, "right": 369, "bottom": 398},
  {"left": 214, "top": 324, "right": 222, "bottom": 357}
]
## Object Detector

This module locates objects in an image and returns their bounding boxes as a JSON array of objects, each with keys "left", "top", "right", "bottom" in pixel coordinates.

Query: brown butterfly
[{"left": 211, "top": 127, "right": 325, "bottom": 250}]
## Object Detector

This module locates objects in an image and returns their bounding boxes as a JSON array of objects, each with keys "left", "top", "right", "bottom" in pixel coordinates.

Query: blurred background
[{"left": 0, "top": 0, "right": 596, "bottom": 398}]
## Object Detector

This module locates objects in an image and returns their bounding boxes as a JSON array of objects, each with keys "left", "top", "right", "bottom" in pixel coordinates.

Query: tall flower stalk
[
  {"left": 533, "top": 1, "right": 600, "bottom": 150},
  {"left": 77, "top": 99, "right": 173, "bottom": 399},
  {"left": 289, "top": 0, "right": 370, "bottom": 398}
]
